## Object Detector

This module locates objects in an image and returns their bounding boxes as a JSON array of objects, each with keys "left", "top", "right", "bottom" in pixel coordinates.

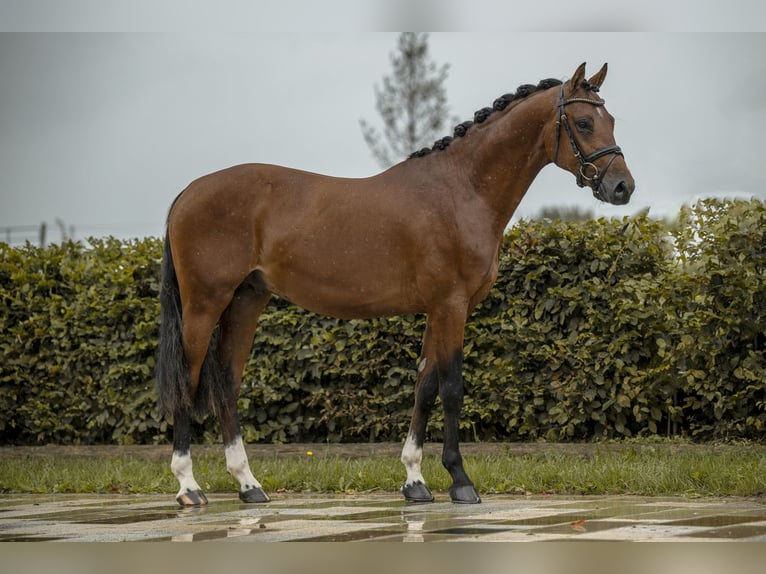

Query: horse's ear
[
  {"left": 567, "top": 62, "right": 587, "bottom": 95},
  {"left": 587, "top": 63, "right": 608, "bottom": 89}
]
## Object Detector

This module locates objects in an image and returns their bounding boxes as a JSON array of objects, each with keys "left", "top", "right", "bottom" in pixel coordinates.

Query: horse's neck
[{"left": 466, "top": 94, "right": 553, "bottom": 233}]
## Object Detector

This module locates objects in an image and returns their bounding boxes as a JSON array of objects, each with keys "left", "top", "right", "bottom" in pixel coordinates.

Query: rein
[{"left": 553, "top": 84, "right": 623, "bottom": 193}]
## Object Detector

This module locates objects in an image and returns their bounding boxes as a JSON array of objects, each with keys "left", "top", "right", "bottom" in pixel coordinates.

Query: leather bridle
[{"left": 553, "top": 84, "right": 623, "bottom": 195}]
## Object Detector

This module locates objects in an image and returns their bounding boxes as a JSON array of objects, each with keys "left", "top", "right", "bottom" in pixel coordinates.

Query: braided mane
[{"left": 408, "top": 77, "right": 564, "bottom": 159}]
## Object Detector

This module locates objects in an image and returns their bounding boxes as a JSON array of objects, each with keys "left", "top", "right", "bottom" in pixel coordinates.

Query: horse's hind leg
[
  {"left": 218, "top": 276, "right": 271, "bottom": 503},
  {"left": 171, "top": 409, "right": 206, "bottom": 506},
  {"left": 172, "top": 304, "right": 224, "bottom": 506}
]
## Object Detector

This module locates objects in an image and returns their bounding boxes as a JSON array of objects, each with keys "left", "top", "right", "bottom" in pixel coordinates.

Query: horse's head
[{"left": 549, "top": 62, "right": 635, "bottom": 206}]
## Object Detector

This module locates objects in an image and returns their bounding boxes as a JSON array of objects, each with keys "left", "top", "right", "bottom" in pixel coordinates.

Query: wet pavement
[{"left": 3, "top": 492, "right": 766, "bottom": 542}]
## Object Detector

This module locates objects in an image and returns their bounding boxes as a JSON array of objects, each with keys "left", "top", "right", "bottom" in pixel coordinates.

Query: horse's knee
[
  {"left": 414, "top": 368, "right": 439, "bottom": 411},
  {"left": 439, "top": 378, "right": 464, "bottom": 415},
  {"left": 436, "top": 351, "right": 464, "bottom": 411},
  {"left": 441, "top": 447, "right": 463, "bottom": 472}
]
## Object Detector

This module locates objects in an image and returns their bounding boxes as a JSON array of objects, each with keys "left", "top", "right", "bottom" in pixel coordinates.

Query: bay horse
[{"left": 156, "top": 63, "right": 634, "bottom": 506}]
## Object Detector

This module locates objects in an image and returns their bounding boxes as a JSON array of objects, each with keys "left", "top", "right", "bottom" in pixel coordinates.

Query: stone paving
[{"left": 3, "top": 492, "right": 766, "bottom": 542}]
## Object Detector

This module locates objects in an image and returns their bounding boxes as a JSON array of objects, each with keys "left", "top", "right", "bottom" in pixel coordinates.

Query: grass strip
[{"left": 1, "top": 443, "right": 765, "bottom": 498}]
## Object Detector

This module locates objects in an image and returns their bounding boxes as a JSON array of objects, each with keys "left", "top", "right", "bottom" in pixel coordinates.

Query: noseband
[{"left": 553, "top": 84, "right": 623, "bottom": 192}]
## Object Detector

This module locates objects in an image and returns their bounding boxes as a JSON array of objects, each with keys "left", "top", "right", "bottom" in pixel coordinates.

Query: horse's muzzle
[{"left": 594, "top": 173, "right": 634, "bottom": 206}]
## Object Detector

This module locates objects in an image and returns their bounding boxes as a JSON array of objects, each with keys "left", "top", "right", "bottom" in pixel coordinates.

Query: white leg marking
[
  {"left": 401, "top": 432, "right": 426, "bottom": 487},
  {"left": 171, "top": 451, "right": 203, "bottom": 497},
  {"left": 225, "top": 436, "right": 262, "bottom": 492}
]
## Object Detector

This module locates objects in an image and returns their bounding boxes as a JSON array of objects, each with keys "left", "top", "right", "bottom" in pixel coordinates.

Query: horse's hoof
[
  {"left": 402, "top": 481, "right": 435, "bottom": 503},
  {"left": 449, "top": 484, "right": 481, "bottom": 504},
  {"left": 176, "top": 489, "right": 208, "bottom": 507},
  {"left": 239, "top": 487, "right": 270, "bottom": 503}
]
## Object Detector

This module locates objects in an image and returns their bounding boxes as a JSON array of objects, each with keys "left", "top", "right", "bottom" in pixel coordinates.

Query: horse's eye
[{"left": 576, "top": 119, "right": 592, "bottom": 132}]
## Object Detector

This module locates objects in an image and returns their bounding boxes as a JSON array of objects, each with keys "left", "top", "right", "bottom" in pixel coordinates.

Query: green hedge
[
  {"left": 0, "top": 238, "right": 163, "bottom": 444},
  {"left": 1, "top": 199, "right": 764, "bottom": 445}
]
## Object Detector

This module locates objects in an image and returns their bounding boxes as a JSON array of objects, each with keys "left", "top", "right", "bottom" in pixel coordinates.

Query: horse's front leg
[
  {"left": 401, "top": 318, "right": 439, "bottom": 502},
  {"left": 401, "top": 307, "right": 481, "bottom": 504},
  {"left": 438, "top": 348, "right": 481, "bottom": 504}
]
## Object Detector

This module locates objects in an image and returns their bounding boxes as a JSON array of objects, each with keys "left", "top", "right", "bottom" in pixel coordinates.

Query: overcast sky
[{"left": 1, "top": 5, "right": 765, "bottom": 242}]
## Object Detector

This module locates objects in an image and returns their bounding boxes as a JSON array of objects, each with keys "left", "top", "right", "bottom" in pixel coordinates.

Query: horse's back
[
  {"left": 167, "top": 163, "right": 428, "bottom": 316},
  {"left": 171, "top": 162, "right": 389, "bottom": 224}
]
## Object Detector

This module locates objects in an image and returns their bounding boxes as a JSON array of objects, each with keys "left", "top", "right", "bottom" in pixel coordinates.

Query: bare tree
[{"left": 360, "top": 33, "right": 455, "bottom": 169}]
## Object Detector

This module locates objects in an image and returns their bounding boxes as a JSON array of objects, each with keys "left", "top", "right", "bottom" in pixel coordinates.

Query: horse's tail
[
  {"left": 156, "top": 231, "right": 231, "bottom": 420},
  {"left": 156, "top": 232, "right": 191, "bottom": 418}
]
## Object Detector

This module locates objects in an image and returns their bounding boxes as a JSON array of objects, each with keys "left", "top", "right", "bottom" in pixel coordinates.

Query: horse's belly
[{"left": 259, "top": 259, "right": 422, "bottom": 320}]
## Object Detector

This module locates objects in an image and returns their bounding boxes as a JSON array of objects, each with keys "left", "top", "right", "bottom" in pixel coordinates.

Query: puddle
[
  {"left": 4, "top": 494, "right": 766, "bottom": 542},
  {"left": 683, "top": 523, "right": 766, "bottom": 540},
  {"left": 664, "top": 514, "right": 766, "bottom": 526},
  {"left": 427, "top": 526, "right": 514, "bottom": 536},
  {"left": 501, "top": 513, "right": 590, "bottom": 526},
  {"left": 311, "top": 509, "right": 404, "bottom": 522},
  {"left": 291, "top": 528, "right": 405, "bottom": 542},
  {"left": 663, "top": 514, "right": 766, "bottom": 528},
  {"left": 146, "top": 530, "right": 234, "bottom": 542},
  {"left": 179, "top": 529, "right": 233, "bottom": 542},
  {"left": 77, "top": 511, "right": 180, "bottom": 525},
  {"left": 532, "top": 520, "right": 638, "bottom": 536},
  {"left": 0, "top": 535, "right": 67, "bottom": 542}
]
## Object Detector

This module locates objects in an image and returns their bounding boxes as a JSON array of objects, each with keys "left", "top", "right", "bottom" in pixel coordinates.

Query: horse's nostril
[{"left": 614, "top": 181, "right": 628, "bottom": 198}]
